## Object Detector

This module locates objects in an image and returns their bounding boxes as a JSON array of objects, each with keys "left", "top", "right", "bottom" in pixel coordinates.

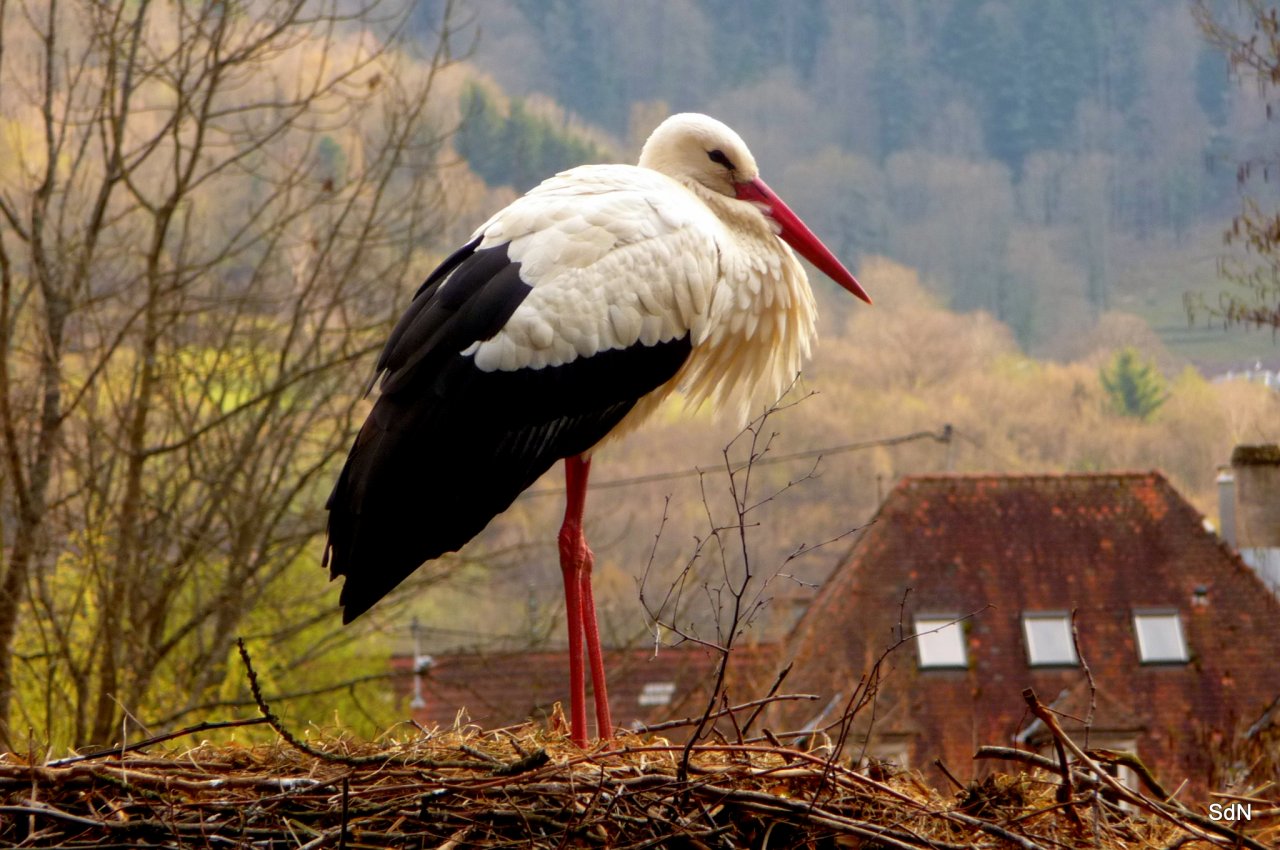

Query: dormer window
[
  {"left": 914, "top": 615, "right": 967, "bottom": 669},
  {"left": 638, "top": 681, "right": 677, "bottom": 706},
  {"left": 1022, "top": 612, "right": 1078, "bottom": 666},
  {"left": 1133, "top": 610, "right": 1189, "bottom": 663}
]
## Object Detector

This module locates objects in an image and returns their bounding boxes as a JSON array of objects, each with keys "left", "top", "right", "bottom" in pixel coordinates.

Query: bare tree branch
[{"left": 0, "top": 0, "right": 470, "bottom": 749}]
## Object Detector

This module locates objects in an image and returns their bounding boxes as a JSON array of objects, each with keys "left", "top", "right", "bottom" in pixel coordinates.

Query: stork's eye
[{"left": 707, "top": 149, "right": 735, "bottom": 170}]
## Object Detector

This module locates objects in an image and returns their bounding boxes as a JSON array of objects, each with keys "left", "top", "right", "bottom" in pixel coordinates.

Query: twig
[
  {"left": 1069, "top": 608, "right": 1097, "bottom": 741},
  {"left": 1022, "top": 688, "right": 1268, "bottom": 850},
  {"left": 1087, "top": 748, "right": 1172, "bottom": 801},
  {"left": 974, "top": 746, "right": 1093, "bottom": 781},
  {"left": 741, "top": 662, "right": 792, "bottom": 737},
  {"left": 236, "top": 638, "right": 486, "bottom": 770},
  {"left": 47, "top": 717, "right": 270, "bottom": 766},
  {"left": 1047, "top": 713, "right": 1079, "bottom": 820},
  {"left": 942, "top": 810, "right": 1052, "bottom": 850},
  {"left": 238, "top": 638, "right": 369, "bottom": 765},
  {"left": 634, "top": 692, "right": 817, "bottom": 734},
  {"left": 933, "top": 758, "right": 966, "bottom": 792},
  {"left": 489, "top": 749, "right": 551, "bottom": 777},
  {"left": 338, "top": 776, "right": 349, "bottom": 850}
]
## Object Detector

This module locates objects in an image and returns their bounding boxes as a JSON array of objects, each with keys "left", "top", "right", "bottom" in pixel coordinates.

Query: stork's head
[
  {"left": 638, "top": 113, "right": 759, "bottom": 197},
  {"left": 639, "top": 113, "right": 871, "bottom": 304}
]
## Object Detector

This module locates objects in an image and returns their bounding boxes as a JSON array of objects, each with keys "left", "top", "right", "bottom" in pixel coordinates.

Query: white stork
[{"left": 324, "top": 113, "right": 870, "bottom": 747}]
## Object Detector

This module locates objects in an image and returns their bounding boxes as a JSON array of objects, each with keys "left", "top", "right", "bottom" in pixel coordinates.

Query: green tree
[
  {"left": 1100, "top": 348, "right": 1167, "bottom": 420},
  {"left": 456, "top": 84, "right": 607, "bottom": 191},
  {"left": 456, "top": 82, "right": 508, "bottom": 183}
]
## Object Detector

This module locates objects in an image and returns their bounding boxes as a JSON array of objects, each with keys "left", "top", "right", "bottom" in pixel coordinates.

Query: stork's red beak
[{"left": 735, "top": 177, "right": 871, "bottom": 304}]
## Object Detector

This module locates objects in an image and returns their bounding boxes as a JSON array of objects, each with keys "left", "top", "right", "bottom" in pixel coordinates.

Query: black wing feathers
[
  {"left": 375, "top": 237, "right": 528, "bottom": 395},
  {"left": 325, "top": 239, "right": 693, "bottom": 622}
]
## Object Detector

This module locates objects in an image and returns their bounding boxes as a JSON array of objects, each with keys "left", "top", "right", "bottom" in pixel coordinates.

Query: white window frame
[
  {"left": 1132, "top": 610, "right": 1190, "bottom": 664},
  {"left": 1022, "top": 612, "right": 1078, "bottom": 666},
  {"left": 914, "top": 615, "right": 968, "bottom": 669},
  {"left": 637, "top": 681, "right": 677, "bottom": 707}
]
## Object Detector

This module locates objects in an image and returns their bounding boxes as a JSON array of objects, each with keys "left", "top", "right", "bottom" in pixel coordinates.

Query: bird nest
[{"left": 1, "top": 713, "right": 1273, "bottom": 850}]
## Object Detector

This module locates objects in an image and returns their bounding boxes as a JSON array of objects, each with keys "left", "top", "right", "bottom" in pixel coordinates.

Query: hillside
[{"left": 440, "top": 0, "right": 1280, "bottom": 366}]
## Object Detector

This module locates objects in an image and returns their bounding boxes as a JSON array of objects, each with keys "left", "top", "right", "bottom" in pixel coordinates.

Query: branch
[
  {"left": 47, "top": 717, "right": 270, "bottom": 766},
  {"left": 1021, "top": 688, "right": 1266, "bottom": 850},
  {"left": 633, "top": 692, "right": 817, "bottom": 735}
]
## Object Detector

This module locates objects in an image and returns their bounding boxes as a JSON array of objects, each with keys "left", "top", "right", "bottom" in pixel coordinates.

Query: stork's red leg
[
  {"left": 558, "top": 532, "right": 586, "bottom": 746},
  {"left": 579, "top": 557, "right": 614, "bottom": 739},
  {"left": 558, "top": 455, "right": 612, "bottom": 745}
]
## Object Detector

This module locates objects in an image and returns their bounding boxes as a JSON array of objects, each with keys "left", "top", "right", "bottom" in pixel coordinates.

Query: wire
[{"left": 517, "top": 425, "right": 953, "bottom": 498}]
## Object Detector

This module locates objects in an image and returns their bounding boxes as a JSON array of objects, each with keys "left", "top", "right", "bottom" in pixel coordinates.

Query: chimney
[
  {"left": 1217, "top": 467, "right": 1237, "bottom": 547},
  {"left": 1232, "top": 445, "right": 1280, "bottom": 550},
  {"left": 1230, "top": 444, "right": 1280, "bottom": 593}
]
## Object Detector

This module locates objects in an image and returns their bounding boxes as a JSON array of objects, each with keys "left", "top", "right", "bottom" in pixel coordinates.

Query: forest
[
  {"left": 0, "top": 0, "right": 1277, "bottom": 751},
  {"left": 449, "top": 0, "right": 1280, "bottom": 356}
]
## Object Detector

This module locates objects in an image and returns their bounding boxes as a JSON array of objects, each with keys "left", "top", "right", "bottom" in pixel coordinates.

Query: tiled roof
[
  {"left": 782, "top": 472, "right": 1280, "bottom": 794},
  {"left": 794, "top": 472, "right": 1273, "bottom": 639},
  {"left": 392, "top": 642, "right": 780, "bottom": 739}
]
